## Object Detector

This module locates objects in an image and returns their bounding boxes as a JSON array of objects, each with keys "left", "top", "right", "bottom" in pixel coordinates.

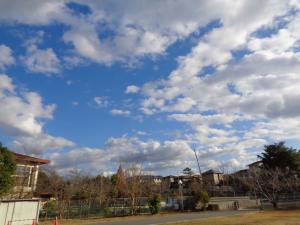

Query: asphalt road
[{"left": 88, "top": 210, "right": 257, "bottom": 225}]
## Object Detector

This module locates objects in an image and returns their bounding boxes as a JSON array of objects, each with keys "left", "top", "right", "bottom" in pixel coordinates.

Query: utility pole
[
  {"left": 178, "top": 179, "right": 184, "bottom": 211},
  {"left": 193, "top": 148, "right": 202, "bottom": 182}
]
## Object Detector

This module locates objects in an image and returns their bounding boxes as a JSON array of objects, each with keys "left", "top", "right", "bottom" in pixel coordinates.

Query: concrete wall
[
  {"left": 209, "top": 196, "right": 260, "bottom": 210},
  {"left": 0, "top": 200, "right": 40, "bottom": 225}
]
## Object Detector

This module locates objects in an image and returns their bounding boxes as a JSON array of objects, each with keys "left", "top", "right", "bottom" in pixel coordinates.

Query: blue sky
[{"left": 1, "top": 0, "right": 300, "bottom": 175}]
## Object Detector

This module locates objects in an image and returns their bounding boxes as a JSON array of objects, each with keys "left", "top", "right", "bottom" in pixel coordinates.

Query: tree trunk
[{"left": 272, "top": 201, "right": 278, "bottom": 209}]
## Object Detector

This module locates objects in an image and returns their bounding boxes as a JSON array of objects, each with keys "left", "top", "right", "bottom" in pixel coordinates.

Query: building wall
[{"left": 5, "top": 162, "right": 40, "bottom": 199}]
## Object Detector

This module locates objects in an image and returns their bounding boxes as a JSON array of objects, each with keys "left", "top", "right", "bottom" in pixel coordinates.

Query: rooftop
[
  {"left": 14, "top": 152, "right": 50, "bottom": 165},
  {"left": 202, "top": 169, "right": 223, "bottom": 175}
]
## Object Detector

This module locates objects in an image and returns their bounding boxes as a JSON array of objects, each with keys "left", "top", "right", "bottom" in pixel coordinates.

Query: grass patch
[
  {"left": 165, "top": 210, "right": 300, "bottom": 225},
  {"left": 39, "top": 210, "right": 300, "bottom": 225}
]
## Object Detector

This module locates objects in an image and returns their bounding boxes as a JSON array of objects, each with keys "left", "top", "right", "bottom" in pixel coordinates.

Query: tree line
[{"left": 1, "top": 141, "right": 300, "bottom": 212}]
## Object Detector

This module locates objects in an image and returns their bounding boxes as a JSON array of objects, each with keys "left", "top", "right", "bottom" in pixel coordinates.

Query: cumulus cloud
[
  {"left": 125, "top": 85, "right": 140, "bottom": 94},
  {"left": 0, "top": 0, "right": 66, "bottom": 24},
  {"left": 48, "top": 135, "right": 195, "bottom": 173},
  {"left": 21, "top": 34, "right": 60, "bottom": 74},
  {"left": 2, "top": 0, "right": 300, "bottom": 173},
  {"left": 0, "top": 74, "right": 55, "bottom": 135},
  {"left": 94, "top": 96, "right": 109, "bottom": 108},
  {"left": 0, "top": 45, "right": 15, "bottom": 70},
  {"left": 0, "top": 0, "right": 282, "bottom": 66},
  {"left": 110, "top": 109, "right": 131, "bottom": 116},
  {"left": 13, "top": 134, "right": 75, "bottom": 155},
  {"left": 0, "top": 74, "right": 75, "bottom": 155}
]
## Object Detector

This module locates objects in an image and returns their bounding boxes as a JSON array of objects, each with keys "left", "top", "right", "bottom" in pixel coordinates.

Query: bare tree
[
  {"left": 247, "top": 167, "right": 298, "bottom": 208},
  {"left": 124, "top": 164, "right": 144, "bottom": 215}
]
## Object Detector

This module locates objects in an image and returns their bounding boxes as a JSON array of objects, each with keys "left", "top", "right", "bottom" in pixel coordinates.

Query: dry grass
[
  {"left": 40, "top": 214, "right": 163, "bottom": 225},
  {"left": 165, "top": 210, "right": 300, "bottom": 225},
  {"left": 40, "top": 210, "right": 300, "bottom": 225}
]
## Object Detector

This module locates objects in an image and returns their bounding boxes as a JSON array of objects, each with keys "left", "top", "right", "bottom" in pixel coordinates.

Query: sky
[{"left": 1, "top": 0, "right": 300, "bottom": 176}]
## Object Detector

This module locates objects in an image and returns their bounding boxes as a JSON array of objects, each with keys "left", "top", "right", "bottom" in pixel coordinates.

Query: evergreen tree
[
  {"left": 0, "top": 143, "right": 16, "bottom": 197},
  {"left": 258, "top": 142, "right": 300, "bottom": 173}
]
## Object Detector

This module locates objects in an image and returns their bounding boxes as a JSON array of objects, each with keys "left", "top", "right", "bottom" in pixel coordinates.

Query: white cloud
[
  {"left": 48, "top": 147, "right": 107, "bottom": 171},
  {"left": 2, "top": 0, "right": 300, "bottom": 173},
  {"left": 94, "top": 96, "right": 109, "bottom": 108},
  {"left": 0, "top": 74, "right": 75, "bottom": 156},
  {"left": 21, "top": 35, "right": 60, "bottom": 74},
  {"left": 1, "top": 0, "right": 289, "bottom": 66},
  {"left": 125, "top": 85, "right": 140, "bottom": 94},
  {"left": 0, "top": 45, "right": 15, "bottom": 70},
  {"left": 0, "top": 74, "right": 55, "bottom": 135},
  {"left": 48, "top": 136, "right": 195, "bottom": 172},
  {"left": 132, "top": 1, "right": 300, "bottom": 169},
  {"left": 0, "top": 1, "right": 66, "bottom": 25},
  {"left": 110, "top": 109, "right": 131, "bottom": 116},
  {"left": 13, "top": 134, "right": 75, "bottom": 155}
]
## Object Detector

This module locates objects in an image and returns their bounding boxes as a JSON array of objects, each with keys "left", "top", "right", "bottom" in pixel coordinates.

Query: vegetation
[
  {"left": 206, "top": 204, "right": 219, "bottom": 211},
  {"left": 182, "top": 167, "right": 194, "bottom": 176},
  {"left": 39, "top": 210, "right": 300, "bottom": 225},
  {"left": 0, "top": 143, "right": 16, "bottom": 197},
  {"left": 193, "top": 191, "right": 209, "bottom": 210},
  {"left": 245, "top": 142, "right": 300, "bottom": 209},
  {"left": 34, "top": 141, "right": 300, "bottom": 220},
  {"left": 162, "top": 210, "right": 300, "bottom": 225},
  {"left": 258, "top": 141, "right": 300, "bottom": 173},
  {"left": 147, "top": 194, "right": 161, "bottom": 214}
]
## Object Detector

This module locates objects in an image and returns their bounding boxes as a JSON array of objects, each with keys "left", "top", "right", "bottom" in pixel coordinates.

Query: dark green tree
[
  {"left": 148, "top": 194, "right": 161, "bottom": 214},
  {"left": 183, "top": 167, "right": 194, "bottom": 176},
  {"left": 193, "top": 191, "right": 210, "bottom": 210},
  {"left": 0, "top": 143, "right": 16, "bottom": 197},
  {"left": 258, "top": 142, "right": 300, "bottom": 173}
]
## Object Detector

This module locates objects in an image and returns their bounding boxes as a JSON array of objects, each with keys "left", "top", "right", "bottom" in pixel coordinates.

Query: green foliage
[
  {"left": 193, "top": 191, "right": 210, "bottom": 210},
  {"left": 182, "top": 167, "right": 194, "bottom": 176},
  {"left": 148, "top": 194, "right": 161, "bottom": 214},
  {"left": 258, "top": 142, "right": 300, "bottom": 173},
  {"left": 0, "top": 143, "right": 16, "bottom": 197},
  {"left": 110, "top": 174, "right": 118, "bottom": 185},
  {"left": 207, "top": 204, "right": 219, "bottom": 211},
  {"left": 229, "top": 176, "right": 251, "bottom": 194}
]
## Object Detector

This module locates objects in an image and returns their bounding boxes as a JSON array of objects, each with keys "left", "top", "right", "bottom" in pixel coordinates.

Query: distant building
[
  {"left": 140, "top": 175, "right": 163, "bottom": 185},
  {"left": 6, "top": 152, "right": 50, "bottom": 199},
  {"left": 163, "top": 175, "right": 201, "bottom": 195},
  {"left": 233, "top": 161, "right": 263, "bottom": 179},
  {"left": 233, "top": 169, "right": 249, "bottom": 179},
  {"left": 248, "top": 161, "right": 262, "bottom": 169},
  {"left": 202, "top": 169, "right": 224, "bottom": 186}
]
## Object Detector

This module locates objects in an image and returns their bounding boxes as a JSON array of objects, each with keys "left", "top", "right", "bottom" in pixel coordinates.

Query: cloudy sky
[{"left": 1, "top": 0, "right": 300, "bottom": 175}]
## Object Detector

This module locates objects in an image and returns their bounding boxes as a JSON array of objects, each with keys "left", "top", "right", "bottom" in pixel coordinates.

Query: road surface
[{"left": 88, "top": 210, "right": 257, "bottom": 225}]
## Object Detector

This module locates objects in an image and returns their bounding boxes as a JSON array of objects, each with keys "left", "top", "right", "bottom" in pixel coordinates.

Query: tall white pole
[{"left": 193, "top": 148, "right": 202, "bottom": 180}]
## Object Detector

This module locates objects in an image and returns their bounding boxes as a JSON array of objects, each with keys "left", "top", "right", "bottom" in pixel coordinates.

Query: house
[
  {"left": 202, "top": 169, "right": 224, "bottom": 186},
  {"left": 248, "top": 161, "right": 262, "bottom": 170},
  {"left": 233, "top": 169, "right": 249, "bottom": 179},
  {"left": 232, "top": 161, "right": 263, "bottom": 180},
  {"left": 140, "top": 175, "right": 163, "bottom": 185},
  {"left": 6, "top": 152, "right": 50, "bottom": 199},
  {"left": 162, "top": 175, "right": 201, "bottom": 195}
]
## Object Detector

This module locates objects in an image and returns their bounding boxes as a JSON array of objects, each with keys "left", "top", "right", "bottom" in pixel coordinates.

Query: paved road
[{"left": 88, "top": 210, "right": 257, "bottom": 225}]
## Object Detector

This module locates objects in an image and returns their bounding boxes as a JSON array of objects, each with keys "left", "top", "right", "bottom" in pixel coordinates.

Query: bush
[
  {"left": 148, "top": 194, "right": 161, "bottom": 214},
  {"left": 207, "top": 204, "right": 219, "bottom": 211},
  {"left": 193, "top": 191, "right": 210, "bottom": 210},
  {"left": 0, "top": 143, "right": 16, "bottom": 197}
]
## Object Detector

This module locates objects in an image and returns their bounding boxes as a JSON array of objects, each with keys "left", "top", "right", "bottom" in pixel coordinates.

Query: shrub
[
  {"left": 148, "top": 194, "right": 161, "bottom": 214},
  {"left": 193, "top": 191, "right": 210, "bottom": 210},
  {"left": 207, "top": 204, "right": 219, "bottom": 211},
  {"left": 0, "top": 143, "right": 16, "bottom": 197}
]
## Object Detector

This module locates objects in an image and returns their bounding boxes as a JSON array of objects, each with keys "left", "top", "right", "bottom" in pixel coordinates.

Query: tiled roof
[{"left": 14, "top": 152, "right": 50, "bottom": 165}]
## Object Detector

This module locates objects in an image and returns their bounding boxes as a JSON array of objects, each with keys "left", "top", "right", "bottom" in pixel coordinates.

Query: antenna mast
[{"left": 193, "top": 148, "right": 202, "bottom": 180}]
